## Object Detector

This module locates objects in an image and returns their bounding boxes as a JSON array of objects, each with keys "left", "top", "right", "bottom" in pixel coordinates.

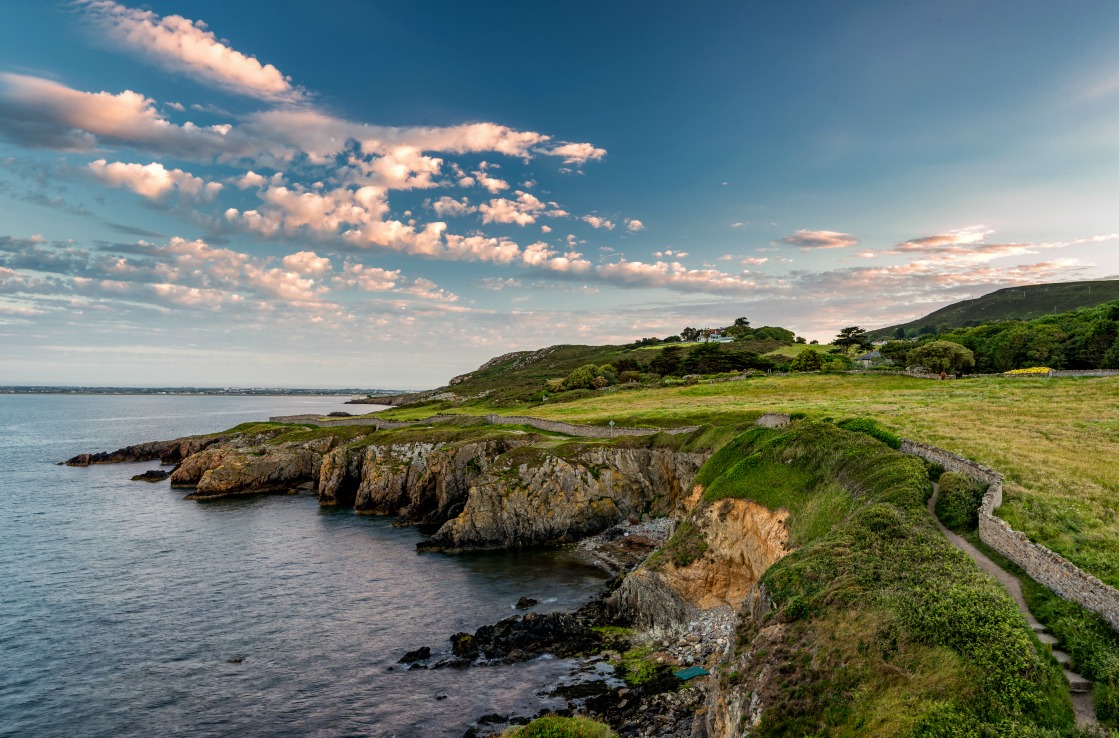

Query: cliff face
[
  {"left": 423, "top": 447, "right": 708, "bottom": 551},
  {"left": 77, "top": 423, "right": 709, "bottom": 554},
  {"left": 608, "top": 490, "right": 790, "bottom": 629},
  {"left": 663, "top": 498, "right": 788, "bottom": 609}
]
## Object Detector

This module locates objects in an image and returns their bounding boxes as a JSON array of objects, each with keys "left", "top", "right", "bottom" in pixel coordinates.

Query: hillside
[{"left": 870, "top": 280, "right": 1119, "bottom": 338}]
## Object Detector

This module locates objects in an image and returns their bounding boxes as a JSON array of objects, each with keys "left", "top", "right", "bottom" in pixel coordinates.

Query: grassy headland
[{"left": 374, "top": 373, "right": 1119, "bottom": 590}]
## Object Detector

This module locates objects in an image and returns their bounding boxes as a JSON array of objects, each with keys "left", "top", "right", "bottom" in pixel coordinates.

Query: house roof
[{"left": 856, "top": 350, "right": 882, "bottom": 361}]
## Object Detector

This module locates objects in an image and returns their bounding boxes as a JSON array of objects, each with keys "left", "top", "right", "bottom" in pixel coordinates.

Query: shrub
[
  {"left": 911, "top": 340, "right": 975, "bottom": 374},
  {"left": 935, "top": 472, "right": 988, "bottom": 531},
  {"left": 505, "top": 716, "right": 617, "bottom": 738},
  {"left": 790, "top": 350, "right": 823, "bottom": 372},
  {"left": 836, "top": 417, "right": 902, "bottom": 449}
]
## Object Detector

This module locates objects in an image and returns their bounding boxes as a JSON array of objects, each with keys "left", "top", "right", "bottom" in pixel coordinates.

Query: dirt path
[{"left": 928, "top": 484, "right": 1097, "bottom": 729}]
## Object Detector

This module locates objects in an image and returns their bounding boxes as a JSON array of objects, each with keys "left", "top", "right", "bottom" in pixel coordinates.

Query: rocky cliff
[
  {"left": 422, "top": 446, "right": 708, "bottom": 551},
  {"left": 71, "top": 422, "right": 709, "bottom": 555},
  {"left": 65, "top": 435, "right": 226, "bottom": 466},
  {"left": 608, "top": 489, "right": 790, "bottom": 629}
]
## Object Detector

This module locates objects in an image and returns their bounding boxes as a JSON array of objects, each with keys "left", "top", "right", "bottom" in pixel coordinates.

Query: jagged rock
[
  {"left": 451, "top": 612, "right": 603, "bottom": 663},
  {"left": 131, "top": 469, "right": 170, "bottom": 482},
  {"left": 350, "top": 438, "right": 531, "bottom": 524},
  {"left": 168, "top": 436, "right": 329, "bottom": 500},
  {"left": 66, "top": 435, "right": 224, "bottom": 466},
  {"left": 450, "top": 632, "right": 478, "bottom": 659},
  {"left": 422, "top": 447, "right": 707, "bottom": 551},
  {"left": 317, "top": 445, "right": 367, "bottom": 507},
  {"left": 398, "top": 646, "right": 431, "bottom": 663},
  {"left": 515, "top": 597, "right": 538, "bottom": 609}
]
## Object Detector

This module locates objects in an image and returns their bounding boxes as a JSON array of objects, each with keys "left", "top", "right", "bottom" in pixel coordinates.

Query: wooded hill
[{"left": 870, "top": 280, "right": 1119, "bottom": 339}]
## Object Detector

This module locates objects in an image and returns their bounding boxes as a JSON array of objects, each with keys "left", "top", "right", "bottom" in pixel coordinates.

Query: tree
[
  {"left": 649, "top": 345, "right": 684, "bottom": 376},
  {"left": 733, "top": 317, "right": 751, "bottom": 328},
  {"left": 790, "top": 350, "right": 823, "bottom": 372},
  {"left": 833, "top": 326, "right": 871, "bottom": 354},
  {"left": 910, "top": 341, "right": 975, "bottom": 374},
  {"left": 753, "top": 326, "right": 796, "bottom": 343},
  {"left": 680, "top": 327, "right": 700, "bottom": 343},
  {"left": 879, "top": 340, "right": 916, "bottom": 366},
  {"left": 680, "top": 343, "right": 735, "bottom": 374},
  {"left": 562, "top": 364, "right": 600, "bottom": 390},
  {"left": 893, "top": 327, "right": 907, "bottom": 340}
]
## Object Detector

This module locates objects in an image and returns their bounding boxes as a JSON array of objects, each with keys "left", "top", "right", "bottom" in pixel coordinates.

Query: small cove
[{"left": 0, "top": 395, "right": 610, "bottom": 737}]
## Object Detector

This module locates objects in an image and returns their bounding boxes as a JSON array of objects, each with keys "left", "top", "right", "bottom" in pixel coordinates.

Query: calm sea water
[{"left": 0, "top": 395, "right": 609, "bottom": 738}]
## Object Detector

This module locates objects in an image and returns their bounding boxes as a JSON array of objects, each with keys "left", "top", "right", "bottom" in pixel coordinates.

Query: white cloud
[
  {"left": 336, "top": 263, "right": 400, "bottom": 291},
  {"left": 477, "top": 277, "right": 522, "bottom": 290},
  {"left": 595, "top": 260, "right": 764, "bottom": 294},
  {"left": 0, "top": 73, "right": 234, "bottom": 157},
  {"left": 542, "top": 142, "right": 607, "bottom": 165},
  {"left": 779, "top": 229, "right": 859, "bottom": 250},
  {"left": 87, "top": 159, "right": 222, "bottom": 201},
  {"left": 77, "top": 0, "right": 302, "bottom": 102},
  {"left": 582, "top": 215, "right": 615, "bottom": 230},
  {"left": 479, "top": 191, "right": 551, "bottom": 226},
  {"left": 428, "top": 196, "right": 476, "bottom": 217},
  {"left": 281, "top": 251, "right": 332, "bottom": 276},
  {"left": 625, "top": 218, "right": 645, "bottom": 232}
]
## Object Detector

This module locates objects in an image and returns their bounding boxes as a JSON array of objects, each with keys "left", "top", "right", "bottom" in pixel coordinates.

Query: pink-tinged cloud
[
  {"left": 87, "top": 159, "right": 222, "bottom": 201},
  {"left": 77, "top": 1, "right": 302, "bottom": 102},
  {"left": 779, "top": 229, "right": 859, "bottom": 250},
  {"left": 428, "top": 196, "right": 476, "bottom": 217},
  {"left": 397, "top": 277, "right": 459, "bottom": 302},
  {"left": 521, "top": 242, "right": 592, "bottom": 273},
  {"left": 625, "top": 218, "right": 645, "bottom": 232},
  {"left": 542, "top": 142, "right": 607, "bottom": 165},
  {"left": 281, "top": 251, "right": 332, "bottom": 276},
  {"left": 871, "top": 228, "right": 1119, "bottom": 266},
  {"left": 479, "top": 191, "right": 554, "bottom": 226},
  {"left": 336, "top": 263, "right": 401, "bottom": 292},
  {"left": 582, "top": 215, "right": 615, "bottom": 230},
  {"left": 0, "top": 73, "right": 232, "bottom": 156},
  {"left": 594, "top": 260, "right": 764, "bottom": 294}
]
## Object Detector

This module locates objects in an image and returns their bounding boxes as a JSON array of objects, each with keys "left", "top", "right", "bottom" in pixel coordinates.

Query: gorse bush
[{"left": 935, "top": 472, "right": 988, "bottom": 531}]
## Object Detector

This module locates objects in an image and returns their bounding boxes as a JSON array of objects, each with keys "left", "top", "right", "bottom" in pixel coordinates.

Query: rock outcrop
[
  {"left": 422, "top": 447, "right": 708, "bottom": 551},
  {"left": 65, "top": 435, "right": 225, "bottom": 466}
]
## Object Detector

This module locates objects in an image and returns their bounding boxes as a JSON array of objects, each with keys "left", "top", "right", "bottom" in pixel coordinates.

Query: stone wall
[
  {"left": 900, "top": 439, "right": 1119, "bottom": 631},
  {"left": 270, "top": 412, "right": 696, "bottom": 438},
  {"left": 1050, "top": 369, "right": 1119, "bottom": 378},
  {"left": 755, "top": 412, "right": 791, "bottom": 428},
  {"left": 483, "top": 414, "right": 698, "bottom": 438}
]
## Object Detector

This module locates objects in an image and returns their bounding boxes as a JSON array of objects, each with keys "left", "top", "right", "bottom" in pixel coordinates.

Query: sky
[{"left": 1, "top": 1, "right": 1119, "bottom": 389}]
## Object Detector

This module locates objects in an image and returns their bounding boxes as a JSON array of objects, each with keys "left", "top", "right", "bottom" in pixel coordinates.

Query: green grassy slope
[
  {"left": 870, "top": 280, "right": 1119, "bottom": 338},
  {"left": 692, "top": 422, "right": 1077, "bottom": 736}
]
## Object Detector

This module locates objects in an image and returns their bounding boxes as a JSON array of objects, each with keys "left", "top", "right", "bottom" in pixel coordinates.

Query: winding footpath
[{"left": 928, "top": 484, "right": 1097, "bottom": 729}]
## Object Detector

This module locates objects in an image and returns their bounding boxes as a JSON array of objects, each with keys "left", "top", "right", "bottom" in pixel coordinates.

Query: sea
[{"left": 0, "top": 394, "right": 611, "bottom": 738}]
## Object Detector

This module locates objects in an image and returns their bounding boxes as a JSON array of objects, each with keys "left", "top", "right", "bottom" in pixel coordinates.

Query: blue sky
[{"left": 2, "top": 1, "right": 1118, "bottom": 388}]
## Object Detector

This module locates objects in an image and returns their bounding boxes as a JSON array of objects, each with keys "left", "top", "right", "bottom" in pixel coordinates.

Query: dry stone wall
[
  {"left": 900, "top": 439, "right": 1119, "bottom": 631},
  {"left": 269, "top": 412, "right": 697, "bottom": 437}
]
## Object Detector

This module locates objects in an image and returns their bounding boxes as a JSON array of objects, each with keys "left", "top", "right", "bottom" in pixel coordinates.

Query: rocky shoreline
[{"left": 61, "top": 418, "right": 783, "bottom": 737}]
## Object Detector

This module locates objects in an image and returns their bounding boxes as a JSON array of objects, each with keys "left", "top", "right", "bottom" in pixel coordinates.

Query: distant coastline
[{"left": 0, "top": 386, "right": 409, "bottom": 397}]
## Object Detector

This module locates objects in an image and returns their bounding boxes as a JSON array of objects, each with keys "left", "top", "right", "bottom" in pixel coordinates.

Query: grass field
[{"left": 376, "top": 373, "right": 1119, "bottom": 588}]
